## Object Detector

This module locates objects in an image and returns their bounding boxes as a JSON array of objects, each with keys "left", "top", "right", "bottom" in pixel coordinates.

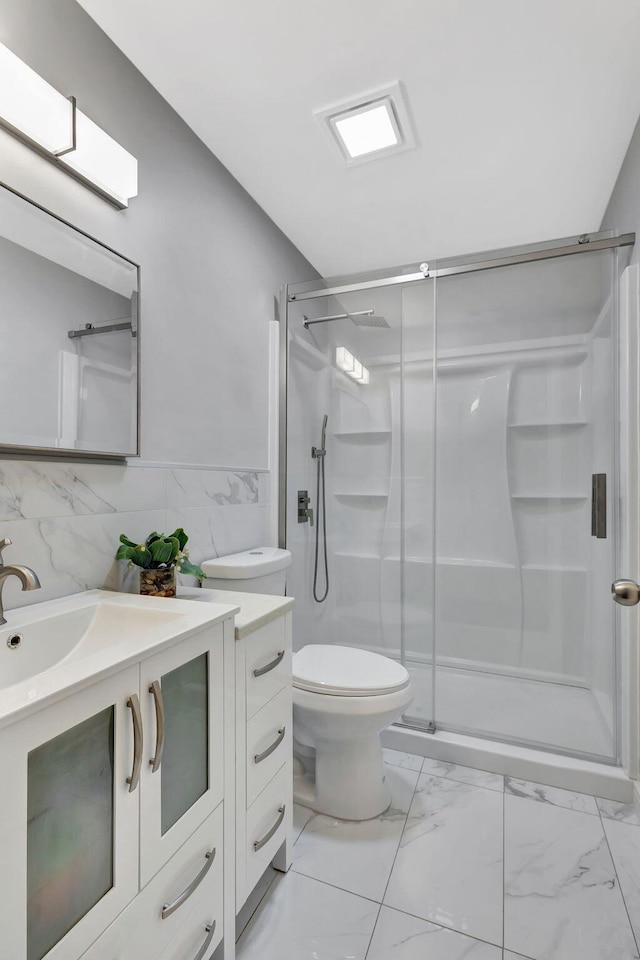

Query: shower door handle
[{"left": 612, "top": 579, "right": 640, "bottom": 606}]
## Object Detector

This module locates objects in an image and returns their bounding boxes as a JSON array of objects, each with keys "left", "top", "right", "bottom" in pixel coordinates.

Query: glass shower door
[
  {"left": 285, "top": 272, "right": 436, "bottom": 732},
  {"left": 433, "top": 246, "right": 619, "bottom": 760}
]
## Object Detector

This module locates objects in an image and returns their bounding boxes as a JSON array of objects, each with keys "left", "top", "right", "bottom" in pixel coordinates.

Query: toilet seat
[{"left": 293, "top": 644, "right": 410, "bottom": 697}]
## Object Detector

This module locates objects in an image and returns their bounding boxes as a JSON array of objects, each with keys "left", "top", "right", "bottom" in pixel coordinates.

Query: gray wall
[
  {"left": 0, "top": 0, "right": 319, "bottom": 609},
  {"left": 0, "top": 0, "right": 318, "bottom": 468},
  {"left": 601, "top": 114, "right": 640, "bottom": 262}
]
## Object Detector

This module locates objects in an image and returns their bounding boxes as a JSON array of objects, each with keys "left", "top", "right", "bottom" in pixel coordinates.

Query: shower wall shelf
[
  {"left": 333, "top": 429, "right": 392, "bottom": 438},
  {"left": 333, "top": 491, "right": 389, "bottom": 499},
  {"left": 508, "top": 421, "right": 589, "bottom": 429},
  {"left": 511, "top": 494, "right": 589, "bottom": 501},
  {"left": 334, "top": 551, "right": 381, "bottom": 561}
]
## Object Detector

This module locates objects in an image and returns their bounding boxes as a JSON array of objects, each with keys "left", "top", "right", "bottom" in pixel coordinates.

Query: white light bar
[
  {"left": 0, "top": 41, "right": 138, "bottom": 208},
  {"left": 336, "top": 347, "right": 355, "bottom": 373},
  {"left": 60, "top": 110, "right": 138, "bottom": 208},
  {"left": 335, "top": 347, "right": 369, "bottom": 385},
  {"left": 0, "top": 42, "right": 74, "bottom": 154}
]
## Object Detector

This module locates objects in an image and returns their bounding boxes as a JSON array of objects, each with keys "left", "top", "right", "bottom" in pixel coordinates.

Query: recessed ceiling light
[
  {"left": 315, "top": 82, "right": 415, "bottom": 167},
  {"left": 332, "top": 100, "right": 399, "bottom": 159}
]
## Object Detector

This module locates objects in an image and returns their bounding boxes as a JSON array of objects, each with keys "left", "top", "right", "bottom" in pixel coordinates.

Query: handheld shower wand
[{"left": 312, "top": 415, "right": 329, "bottom": 602}]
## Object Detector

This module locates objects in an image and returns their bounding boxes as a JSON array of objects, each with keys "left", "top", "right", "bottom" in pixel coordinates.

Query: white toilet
[
  {"left": 198, "top": 546, "right": 413, "bottom": 821},
  {"left": 292, "top": 644, "right": 412, "bottom": 820},
  {"left": 201, "top": 546, "right": 292, "bottom": 594}
]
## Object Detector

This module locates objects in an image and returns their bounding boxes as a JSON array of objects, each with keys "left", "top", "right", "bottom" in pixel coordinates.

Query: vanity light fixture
[
  {"left": 0, "top": 41, "right": 137, "bottom": 208},
  {"left": 315, "top": 81, "right": 416, "bottom": 166},
  {"left": 335, "top": 347, "right": 369, "bottom": 385}
]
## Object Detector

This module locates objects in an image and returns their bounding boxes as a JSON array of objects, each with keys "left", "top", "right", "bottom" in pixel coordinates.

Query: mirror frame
[{"left": 0, "top": 181, "right": 140, "bottom": 460}]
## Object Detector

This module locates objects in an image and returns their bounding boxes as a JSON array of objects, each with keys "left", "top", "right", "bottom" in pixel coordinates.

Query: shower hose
[{"left": 313, "top": 446, "right": 329, "bottom": 603}]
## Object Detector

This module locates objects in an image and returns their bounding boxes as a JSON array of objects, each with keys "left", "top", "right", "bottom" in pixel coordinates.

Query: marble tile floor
[{"left": 236, "top": 748, "right": 640, "bottom": 960}]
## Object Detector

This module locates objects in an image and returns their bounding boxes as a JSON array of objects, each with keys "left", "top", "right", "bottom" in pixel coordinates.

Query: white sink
[
  {"left": 0, "top": 601, "right": 182, "bottom": 691},
  {"left": 0, "top": 590, "right": 240, "bottom": 725}
]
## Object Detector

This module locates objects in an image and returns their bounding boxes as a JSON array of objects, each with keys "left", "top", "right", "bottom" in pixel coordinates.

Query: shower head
[
  {"left": 312, "top": 414, "right": 328, "bottom": 460},
  {"left": 349, "top": 313, "right": 389, "bottom": 328}
]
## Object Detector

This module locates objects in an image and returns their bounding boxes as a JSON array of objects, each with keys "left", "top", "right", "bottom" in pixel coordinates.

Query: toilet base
[{"left": 293, "top": 735, "right": 391, "bottom": 821}]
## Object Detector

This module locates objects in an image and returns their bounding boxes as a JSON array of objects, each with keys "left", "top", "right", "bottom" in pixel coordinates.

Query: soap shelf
[
  {"left": 333, "top": 429, "right": 392, "bottom": 438},
  {"left": 511, "top": 494, "right": 589, "bottom": 502}
]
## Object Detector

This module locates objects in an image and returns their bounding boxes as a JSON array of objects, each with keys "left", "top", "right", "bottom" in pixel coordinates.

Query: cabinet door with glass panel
[
  {"left": 139, "top": 626, "right": 224, "bottom": 885},
  {"left": 0, "top": 666, "right": 140, "bottom": 960}
]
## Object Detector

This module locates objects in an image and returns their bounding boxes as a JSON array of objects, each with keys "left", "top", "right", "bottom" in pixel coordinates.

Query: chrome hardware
[
  {"left": 68, "top": 319, "right": 135, "bottom": 339},
  {"left": 253, "top": 805, "right": 286, "bottom": 852},
  {"left": 6, "top": 633, "right": 22, "bottom": 649},
  {"left": 303, "top": 309, "right": 375, "bottom": 328},
  {"left": 420, "top": 261, "right": 430, "bottom": 276},
  {"left": 612, "top": 580, "right": 640, "bottom": 606},
  {"left": 253, "top": 650, "right": 285, "bottom": 678},
  {"left": 161, "top": 848, "right": 216, "bottom": 919},
  {"left": 254, "top": 727, "right": 286, "bottom": 764},
  {"left": 311, "top": 446, "right": 325, "bottom": 459},
  {"left": 578, "top": 234, "right": 590, "bottom": 244},
  {"left": 193, "top": 921, "right": 217, "bottom": 960},
  {"left": 0, "top": 538, "right": 41, "bottom": 626},
  {"left": 126, "top": 694, "right": 143, "bottom": 792},
  {"left": 592, "top": 474, "right": 607, "bottom": 539},
  {"left": 289, "top": 235, "right": 635, "bottom": 302},
  {"left": 298, "top": 490, "right": 313, "bottom": 525},
  {"left": 149, "top": 680, "right": 165, "bottom": 772}
]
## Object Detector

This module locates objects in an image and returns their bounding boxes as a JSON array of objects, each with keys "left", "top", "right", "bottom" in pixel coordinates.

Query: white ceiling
[{"left": 77, "top": 0, "right": 640, "bottom": 279}]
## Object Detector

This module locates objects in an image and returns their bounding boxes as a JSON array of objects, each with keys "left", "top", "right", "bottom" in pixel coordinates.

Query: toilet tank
[{"left": 201, "top": 547, "right": 291, "bottom": 596}]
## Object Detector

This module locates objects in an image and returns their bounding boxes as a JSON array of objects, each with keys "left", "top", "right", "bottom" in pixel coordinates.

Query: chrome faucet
[{"left": 0, "top": 538, "right": 41, "bottom": 625}]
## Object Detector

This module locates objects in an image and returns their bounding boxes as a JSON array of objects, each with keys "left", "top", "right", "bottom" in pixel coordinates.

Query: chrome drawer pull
[
  {"left": 193, "top": 921, "right": 216, "bottom": 960},
  {"left": 253, "top": 650, "right": 284, "bottom": 678},
  {"left": 126, "top": 694, "right": 143, "bottom": 793},
  {"left": 253, "top": 805, "right": 286, "bottom": 852},
  {"left": 149, "top": 679, "right": 165, "bottom": 773},
  {"left": 254, "top": 727, "right": 286, "bottom": 764},
  {"left": 161, "top": 848, "right": 216, "bottom": 919}
]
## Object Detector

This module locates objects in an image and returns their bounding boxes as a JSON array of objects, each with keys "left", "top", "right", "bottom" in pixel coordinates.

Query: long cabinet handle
[
  {"left": 253, "top": 805, "right": 286, "bottom": 852},
  {"left": 126, "top": 694, "right": 143, "bottom": 793},
  {"left": 193, "top": 921, "right": 216, "bottom": 960},
  {"left": 253, "top": 650, "right": 285, "bottom": 678},
  {"left": 161, "top": 847, "right": 216, "bottom": 919},
  {"left": 149, "top": 680, "right": 165, "bottom": 773},
  {"left": 254, "top": 727, "right": 286, "bottom": 764}
]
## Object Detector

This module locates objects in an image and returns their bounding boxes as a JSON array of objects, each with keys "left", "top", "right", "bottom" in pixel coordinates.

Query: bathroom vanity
[
  {"left": 0, "top": 586, "right": 294, "bottom": 960},
  {"left": 179, "top": 587, "right": 294, "bottom": 911}
]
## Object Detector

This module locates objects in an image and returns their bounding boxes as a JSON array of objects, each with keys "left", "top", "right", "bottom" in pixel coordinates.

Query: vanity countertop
[
  {"left": 0, "top": 589, "right": 239, "bottom": 729},
  {"left": 178, "top": 587, "right": 294, "bottom": 640}
]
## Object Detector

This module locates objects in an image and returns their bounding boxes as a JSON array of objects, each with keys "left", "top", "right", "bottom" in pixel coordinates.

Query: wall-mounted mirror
[{"left": 0, "top": 183, "right": 139, "bottom": 458}]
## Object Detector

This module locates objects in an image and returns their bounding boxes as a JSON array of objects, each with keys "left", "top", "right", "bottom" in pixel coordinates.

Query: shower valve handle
[{"left": 297, "top": 490, "right": 314, "bottom": 525}]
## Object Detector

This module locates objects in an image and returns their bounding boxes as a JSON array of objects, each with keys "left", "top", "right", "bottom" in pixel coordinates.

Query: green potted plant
[{"left": 116, "top": 528, "right": 205, "bottom": 598}]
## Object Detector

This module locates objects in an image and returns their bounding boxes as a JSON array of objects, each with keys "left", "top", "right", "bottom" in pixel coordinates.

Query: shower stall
[{"left": 280, "top": 231, "right": 637, "bottom": 771}]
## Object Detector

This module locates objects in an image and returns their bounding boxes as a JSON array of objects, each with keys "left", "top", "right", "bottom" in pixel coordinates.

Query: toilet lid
[{"left": 293, "top": 644, "right": 410, "bottom": 697}]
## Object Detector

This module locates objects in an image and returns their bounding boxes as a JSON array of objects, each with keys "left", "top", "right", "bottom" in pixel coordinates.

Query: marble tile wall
[{"left": 0, "top": 460, "right": 269, "bottom": 612}]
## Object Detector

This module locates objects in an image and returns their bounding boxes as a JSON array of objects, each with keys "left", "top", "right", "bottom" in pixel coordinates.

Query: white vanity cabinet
[
  {"left": 235, "top": 611, "right": 293, "bottom": 909},
  {"left": 0, "top": 667, "right": 140, "bottom": 960},
  {"left": 0, "top": 615, "right": 234, "bottom": 960}
]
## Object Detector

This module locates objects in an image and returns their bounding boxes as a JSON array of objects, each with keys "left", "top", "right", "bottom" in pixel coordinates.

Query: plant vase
[{"left": 139, "top": 566, "right": 176, "bottom": 598}]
